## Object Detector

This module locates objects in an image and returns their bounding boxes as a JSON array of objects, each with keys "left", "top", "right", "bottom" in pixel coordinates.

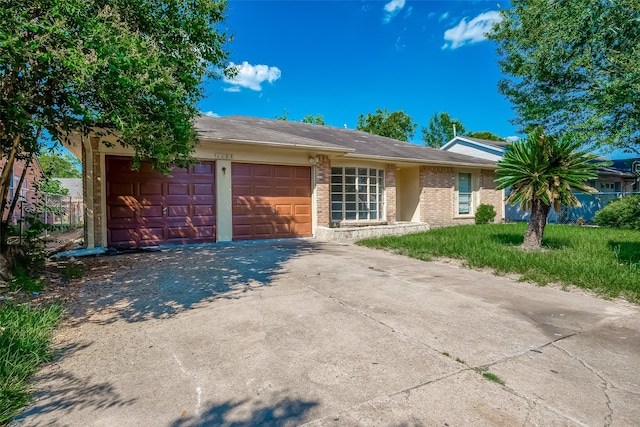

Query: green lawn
[
  {"left": 0, "top": 302, "right": 62, "bottom": 425},
  {"left": 357, "top": 223, "right": 640, "bottom": 303}
]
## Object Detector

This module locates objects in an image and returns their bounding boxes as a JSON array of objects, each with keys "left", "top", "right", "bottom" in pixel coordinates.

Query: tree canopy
[
  {"left": 38, "top": 151, "right": 81, "bottom": 178},
  {"left": 466, "top": 131, "right": 505, "bottom": 142},
  {"left": 495, "top": 128, "right": 602, "bottom": 249},
  {"left": 421, "top": 112, "right": 466, "bottom": 148},
  {"left": 301, "top": 114, "right": 325, "bottom": 125},
  {"left": 0, "top": 0, "right": 231, "bottom": 248},
  {"left": 489, "top": 0, "right": 640, "bottom": 153},
  {"left": 356, "top": 109, "right": 417, "bottom": 141}
]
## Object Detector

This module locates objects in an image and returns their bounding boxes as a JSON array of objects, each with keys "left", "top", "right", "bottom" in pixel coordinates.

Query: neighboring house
[
  {"left": 610, "top": 158, "right": 640, "bottom": 192},
  {"left": 65, "top": 116, "right": 505, "bottom": 249},
  {"left": 441, "top": 135, "right": 638, "bottom": 223},
  {"left": 441, "top": 135, "right": 509, "bottom": 162},
  {"left": 0, "top": 156, "right": 44, "bottom": 225}
]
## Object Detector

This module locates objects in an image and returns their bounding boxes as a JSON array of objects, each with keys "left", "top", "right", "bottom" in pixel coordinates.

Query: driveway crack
[
  {"left": 173, "top": 352, "right": 204, "bottom": 422},
  {"left": 145, "top": 329, "right": 204, "bottom": 423},
  {"left": 305, "top": 284, "right": 441, "bottom": 355},
  {"left": 552, "top": 343, "right": 614, "bottom": 427}
]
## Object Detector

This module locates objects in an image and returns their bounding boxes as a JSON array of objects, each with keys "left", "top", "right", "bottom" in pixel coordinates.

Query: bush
[
  {"left": 594, "top": 194, "right": 640, "bottom": 230},
  {"left": 475, "top": 204, "right": 497, "bottom": 224}
]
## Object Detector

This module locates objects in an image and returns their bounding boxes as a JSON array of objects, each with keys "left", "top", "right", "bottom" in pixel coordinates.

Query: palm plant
[{"left": 495, "top": 127, "right": 603, "bottom": 249}]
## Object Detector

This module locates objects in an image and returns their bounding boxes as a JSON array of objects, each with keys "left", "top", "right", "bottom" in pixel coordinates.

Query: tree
[
  {"left": 488, "top": 0, "right": 640, "bottom": 153},
  {"left": 301, "top": 114, "right": 325, "bottom": 125},
  {"left": 0, "top": 0, "right": 231, "bottom": 251},
  {"left": 38, "top": 151, "right": 81, "bottom": 178},
  {"left": 356, "top": 108, "right": 417, "bottom": 141},
  {"left": 275, "top": 109, "right": 290, "bottom": 121},
  {"left": 466, "top": 131, "right": 505, "bottom": 142},
  {"left": 40, "top": 178, "right": 69, "bottom": 195},
  {"left": 495, "top": 128, "right": 602, "bottom": 249},
  {"left": 421, "top": 112, "right": 466, "bottom": 148}
]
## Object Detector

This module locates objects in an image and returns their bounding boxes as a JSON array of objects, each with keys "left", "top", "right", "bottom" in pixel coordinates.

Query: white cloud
[
  {"left": 383, "top": 0, "right": 405, "bottom": 24},
  {"left": 506, "top": 136, "right": 520, "bottom": 143},
  {"left": 223, "top": 61, "right": 281, "bottom": 91},
  {"left": 442, "top": 11, "right": 502, "bottom": 49},
  {"left": 439, "top": 11, "right": 449, "bottom": 22},
  {"left": 202, "top": 111, "right": 220, "bottom": 118}
]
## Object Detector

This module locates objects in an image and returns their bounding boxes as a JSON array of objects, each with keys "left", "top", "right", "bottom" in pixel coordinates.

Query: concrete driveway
[{"left": 13, "top": 239, "right": 640, "bottom": 426}]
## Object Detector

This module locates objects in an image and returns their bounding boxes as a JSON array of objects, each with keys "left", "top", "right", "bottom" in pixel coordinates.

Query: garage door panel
[
  {"left": 294, "top": 204, "right": 311, "bottom": 215},
  {"left": 140, "top": 182, "right": 163, "bottom": 196},
  {"left": 107, "top": 156, "right": 216, "bottom": 248},
  {"left": 193, "top": 205, "right": 214, "bottom": 216},
  {"left": 192, "top": 226, "right": 215, "bottom": 238},
  {"left": 295, "top": 168, "right": 311, "bottom": 179},
  {"left": 139, "top": 205, "right": 163, "bottom": 218},
  {"left": 192, "top": 163, "right": 212, "bottom": 175},
  {"left": 109, "top": 182, "right": 135, "bottom": 197},
  {"left": 274, "top": 166, "right": 293, "bottom": 178},
  {"left": 167, "top": 226, "right": 190, "bottom": 239},
  {"left": 167, "top": 183, "right": 189, "bottom": 195},
  {"left": 108, "top": 228, "right": 138, "bottom": 244},
  {"left": 193, "top": 183, "right": 215, "bottom": 195},
  {"left": 232, "top": 163, "right": 311, "bottom": 241},
  {"left": 167, "top": 206, "right": 189, "bottom": 217}
]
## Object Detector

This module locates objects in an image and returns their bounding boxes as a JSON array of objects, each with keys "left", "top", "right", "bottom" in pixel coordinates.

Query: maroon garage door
[
  {"left": 106, "top": 156, "right": 216, "bottom": 248},
  {"left": 232, "top": 163, "right": 312, "bottom": 241}
]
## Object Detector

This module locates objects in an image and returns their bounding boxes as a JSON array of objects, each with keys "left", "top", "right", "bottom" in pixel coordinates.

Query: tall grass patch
[
  {"left": 0, "top": 302, "right": 62, "bottom": 424},
  {"left": 358, "top": 224, "right": 640, "bottom": 303}
]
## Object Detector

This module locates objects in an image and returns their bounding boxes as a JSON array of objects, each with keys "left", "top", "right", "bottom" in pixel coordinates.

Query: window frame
[
  {"left": 330, "top": 166, "right": 385, "bottom": 223},
  {"left": 456, "top": 172, "right": 474, "bottom": 217}
]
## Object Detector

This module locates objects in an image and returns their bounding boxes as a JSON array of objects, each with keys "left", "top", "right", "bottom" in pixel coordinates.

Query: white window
[
  {"left": 331, "top": 167, "right": 385, "bottom": 222},
  {"left": 457, "top": 172, "right": 473, "bottom": 215}
]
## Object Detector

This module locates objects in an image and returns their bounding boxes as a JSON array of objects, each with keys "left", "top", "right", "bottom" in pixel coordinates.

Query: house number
[{"left": 215, "top": 153, "right": 233, "bottom": 159}]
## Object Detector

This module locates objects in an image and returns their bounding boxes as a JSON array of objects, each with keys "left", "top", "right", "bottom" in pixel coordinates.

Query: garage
[
  {"left": 232, "top": 163, "right": 312, "bottom": 240},
  {"left": 106, "top": 156, "right": 216, "bottom": 248}
]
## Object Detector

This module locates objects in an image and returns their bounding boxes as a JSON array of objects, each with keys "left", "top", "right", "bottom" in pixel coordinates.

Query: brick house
[
  {"left": 0, "top": 156, "right": 44, "bottom": 225},
  {"left": 441, "top": 135, "right": 637, "bottom": 223},
  {"left": 65, "top": 116, "right": 504, "bottom": 248}
]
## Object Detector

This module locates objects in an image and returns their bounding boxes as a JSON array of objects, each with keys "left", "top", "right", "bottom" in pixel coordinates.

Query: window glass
[
  {"left": 458, "top": 173, "right": 472, "bottom": 215},
  {"left": 330, "top": 167, "right": 385, "bottom": 222}
]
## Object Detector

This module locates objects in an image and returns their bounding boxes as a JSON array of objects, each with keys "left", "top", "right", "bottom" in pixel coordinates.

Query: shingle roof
[{"left": 195, "top": 116, "right": 496, "bottom": 167}]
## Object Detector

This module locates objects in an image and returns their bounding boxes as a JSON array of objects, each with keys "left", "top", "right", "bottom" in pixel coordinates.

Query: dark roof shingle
[{"left": 195, "top": 116, "right": 496, "bottom": 167}]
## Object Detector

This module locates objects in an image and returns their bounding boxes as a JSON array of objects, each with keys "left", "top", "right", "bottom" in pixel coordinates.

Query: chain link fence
[{"left": 505, "top": 192, "right": 640, "bottom": 225}]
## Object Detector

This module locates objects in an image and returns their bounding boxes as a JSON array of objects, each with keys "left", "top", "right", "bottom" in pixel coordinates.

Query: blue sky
[{"left": 199, "top": 0, "right": 519, "bottom": 143}]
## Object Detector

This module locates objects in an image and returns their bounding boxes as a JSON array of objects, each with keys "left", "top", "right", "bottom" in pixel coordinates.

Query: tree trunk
[
  {"left": 0, "top": 135, "right": 22, "bottom": 253},
  {"left": 522, "top": 198, "right": 551, "bottom": 249}
]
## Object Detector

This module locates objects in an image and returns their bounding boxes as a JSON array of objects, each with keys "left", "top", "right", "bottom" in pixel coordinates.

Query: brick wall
[
  {"left": 479, "top": 169, "right": 504, "bottom": 221},
  {"left": 419, "top": 166, "right": 456, "bottom": 227},
  {"left": 90, "top": 136, "right": 103, "bottom": 247},
  {"left": 315, "top": 155, "right": 330, "bottom": 227},
  {"left": 385, "top": 164, "right": 396, "bottom": 224},
  {"left": 419, "top": 166, "right": 504, "bottom": 227}
]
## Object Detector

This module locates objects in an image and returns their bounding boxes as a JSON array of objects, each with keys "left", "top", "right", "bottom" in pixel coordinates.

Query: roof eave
[{"left": 343, "top": 153, "right": 497, "bottom": 168}]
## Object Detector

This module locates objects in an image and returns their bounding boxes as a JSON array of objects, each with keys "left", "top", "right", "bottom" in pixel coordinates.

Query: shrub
[
  {"left": 594, "top": 195, "right": 640, "bottom": 230},
  {"left": 475, "top": 204, "right": 497, "bottom": 224}
]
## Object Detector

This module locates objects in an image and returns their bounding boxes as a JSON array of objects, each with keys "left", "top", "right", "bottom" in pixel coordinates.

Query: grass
[
  {"left": 0, "top": 302, "right": 62, "bottom": 425},
  {"left": 357, "top": 223, "right": 640, "bottom": 303},
  {"left": 482, "top": 372, "right": 505, "bottom": 385}
]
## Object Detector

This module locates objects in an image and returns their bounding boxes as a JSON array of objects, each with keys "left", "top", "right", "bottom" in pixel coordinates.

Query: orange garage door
[
  {"left": 106, "top": 156, "right": 216, "bottom": 248},
  {"left": 232, "top": 163, "right": 312, "bottom": 240}
]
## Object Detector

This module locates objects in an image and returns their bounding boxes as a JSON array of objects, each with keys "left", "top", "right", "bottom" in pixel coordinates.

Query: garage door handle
[
  {"left": 272, "top": 206, "right": 277, "bottom": 214},
  {"left": 163, "top": 207, "right": 168, "bottom": 215}
]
